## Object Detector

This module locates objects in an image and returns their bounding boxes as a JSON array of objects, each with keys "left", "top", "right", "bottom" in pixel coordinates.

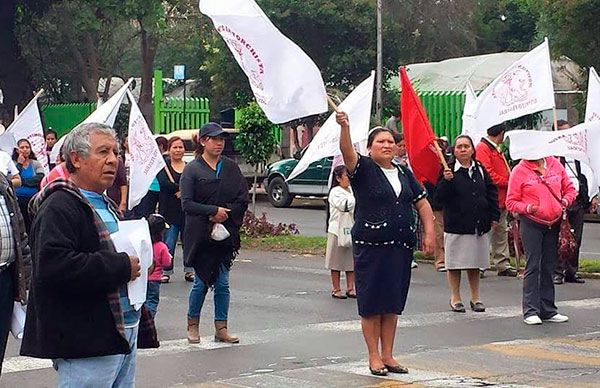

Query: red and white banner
[
  {"left": 464, "top": 39, "right": 555, "bottom": 134},
  {"left": 200, "top": 0, "right": 327, "bottom": 123},
  {"left": 287, "top": 72, "right": 375, "bottom": 182},
  {"left": 126, "top": 90, "right": 166, "bottom": 210},
  {"left": 506, "top": 122, "right": 600, "bottom": 197},
  {"left": 6, "top": 91, "right": 49, "bottom": 174},
  {"left": 585, "top": 67, "right": 600, "bottom": 123}
]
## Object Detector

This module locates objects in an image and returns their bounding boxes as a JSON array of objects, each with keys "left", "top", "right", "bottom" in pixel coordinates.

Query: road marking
[{"left": 5, "top": 297, "right": 600, "bottom": 375}]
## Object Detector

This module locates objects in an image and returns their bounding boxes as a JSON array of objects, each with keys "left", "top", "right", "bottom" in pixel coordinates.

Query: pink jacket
[{"left": 506, "top": 157, "right": 577, "bottom": 226}]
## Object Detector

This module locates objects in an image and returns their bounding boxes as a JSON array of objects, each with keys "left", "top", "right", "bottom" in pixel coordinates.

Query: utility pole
[{"left": 376, "top": 0, "right": 383, "bottom": 123}]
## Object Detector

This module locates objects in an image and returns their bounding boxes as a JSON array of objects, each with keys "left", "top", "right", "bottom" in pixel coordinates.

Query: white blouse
[
  {"left": 327, "top": 186, "right": 355, "bottom": 235},
  {"left": 380, "top": 167, "right": 402, "bottom": 197}
]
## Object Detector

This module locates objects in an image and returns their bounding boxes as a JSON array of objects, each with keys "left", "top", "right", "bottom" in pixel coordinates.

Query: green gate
[{"left": 41, "top": 103, "right": 96, "bottom": 137}]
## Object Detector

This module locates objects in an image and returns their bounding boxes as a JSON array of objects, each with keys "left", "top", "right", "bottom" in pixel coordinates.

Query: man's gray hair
[{"left": 63, "top": 122, "right": 118, "bottom": 173}]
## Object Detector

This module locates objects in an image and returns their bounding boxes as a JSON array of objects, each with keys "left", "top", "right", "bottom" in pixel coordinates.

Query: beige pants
[
  {"left": 433, "top": 210, "right": 445, "bottom": 269},
  {"left": 490, "top": 209, "right": 511, "bottom": 271}
]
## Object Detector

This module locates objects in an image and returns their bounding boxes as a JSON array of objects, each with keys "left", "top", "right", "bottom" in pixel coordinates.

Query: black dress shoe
[
  {"left": 450, "top": 301, "right": 466, "bottom": 313},
  {"left": 498, "top": 268, "right": 518, "bottom": 277},
  {"left": 553, "top": 276, "right": 564, "bottom": 285},
  {"left": 384, "top": 364, "right": 409, "bottom": 374},
  {"left": 369, "top": 366, "right": 388, "bottom": 376},
  {"left": 470, "top": 301, "right": 486, "bottom": 312},
  {"left": 564, "top": 275, "right": 585, "bottom": 284}
]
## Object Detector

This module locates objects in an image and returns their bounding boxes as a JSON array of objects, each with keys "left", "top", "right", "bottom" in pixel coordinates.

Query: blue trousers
[
  {"left": 145, "top": 281, "right": 161, "bottom": 319},
  {"left": 187, "top": 265, "right": 230, "bottom": 321},
  {"left": 163, "top": 224, "right": 193, "bottom": 275},
  {"left": 53, "top": 326, "right": 139, "bottom": 388}
]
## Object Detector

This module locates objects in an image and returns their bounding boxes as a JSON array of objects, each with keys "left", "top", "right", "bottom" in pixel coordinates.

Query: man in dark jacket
[
  {"left": 0, "top": 172, "right": 31, "bottom": 376},
  {"left": 21, "top": 122, "right": 146, "bottom": 386}
]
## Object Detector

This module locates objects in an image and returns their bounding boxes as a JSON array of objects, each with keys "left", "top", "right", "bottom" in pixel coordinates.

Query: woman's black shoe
[
  {"left": 470, "top": 301, "right": 486, "bottom": 312},
  {"left": 369, "top": 366, "right": 388, "bottom": 376},
  {"left": 450, "top": 301, "right": 466, "bottom": 313},
  {"left": 384, "top": 364, "right": 409, "bottom": 374}
]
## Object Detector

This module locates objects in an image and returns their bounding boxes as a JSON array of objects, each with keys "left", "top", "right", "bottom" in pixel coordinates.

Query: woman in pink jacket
[{"left": 506, "top": 156, "right": 577, "bottom": 325}]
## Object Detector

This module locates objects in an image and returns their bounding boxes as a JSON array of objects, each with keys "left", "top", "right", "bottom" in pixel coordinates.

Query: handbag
[
  {"left": 336, "top": 200, "right": 353, "bottom": 247},
  {"left": 537, "top": 175, "right": 577, "bottom": 262}
]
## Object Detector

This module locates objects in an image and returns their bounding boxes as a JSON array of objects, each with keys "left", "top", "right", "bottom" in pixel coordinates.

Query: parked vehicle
[{"left": 264, "top": 153, "right": 332, "bottom": 207}]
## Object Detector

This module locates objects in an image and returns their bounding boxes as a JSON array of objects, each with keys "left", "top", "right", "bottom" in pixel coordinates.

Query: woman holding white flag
[
  {"left": 336, "top": 112, "right": 435, "bottom": 376},
  {"left": 506, "top": 156, "right": 576, "bottom": 325}
]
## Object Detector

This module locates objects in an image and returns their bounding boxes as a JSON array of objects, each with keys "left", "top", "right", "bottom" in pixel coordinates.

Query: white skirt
[
  {"left": 444, "top": 232, "right": 490, "bottom": 270},
  {"left": 325, "top": 233, "right": 354, "bottom": 271}
]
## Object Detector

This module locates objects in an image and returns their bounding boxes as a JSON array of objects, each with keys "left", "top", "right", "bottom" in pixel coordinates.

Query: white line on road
[{"left": 5, "top": 297, "right": 600, "bottom": 375}]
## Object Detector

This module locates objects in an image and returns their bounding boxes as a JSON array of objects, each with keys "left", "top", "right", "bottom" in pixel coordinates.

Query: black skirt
[{"left": 353, "top": 244, "right": 412, "bottom": 317}]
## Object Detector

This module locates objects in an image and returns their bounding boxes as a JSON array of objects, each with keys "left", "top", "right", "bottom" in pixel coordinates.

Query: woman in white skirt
[
  {"left": 436, "top": 135, "right": 500, "bottom": 313},
  {"left": 326, "top": 165, "right": 356, "bottom": 299}
]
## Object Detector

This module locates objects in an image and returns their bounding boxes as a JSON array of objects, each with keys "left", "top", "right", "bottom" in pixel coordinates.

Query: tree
[{"left": 235, "top": 101, "right": 278, "bottom": 213}]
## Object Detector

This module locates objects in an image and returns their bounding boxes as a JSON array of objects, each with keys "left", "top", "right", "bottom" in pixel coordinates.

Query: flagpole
[
  {"left": 327, "top": 95, "right": 340, "bottom": 113},
  {"left": 433, "top": 140, "right": 450, "bottom": 171}
]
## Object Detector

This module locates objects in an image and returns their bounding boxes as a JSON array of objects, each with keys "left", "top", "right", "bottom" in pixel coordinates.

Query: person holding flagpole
[{"left": 336, "top": 111, "right": 435, "bottom": 376}]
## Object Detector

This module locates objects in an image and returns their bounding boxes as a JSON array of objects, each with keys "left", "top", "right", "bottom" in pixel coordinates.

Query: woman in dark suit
[
  {"left": 337, "top": 112, "right": 435, "bottom": 376},
  {"left": 436, "top": 135, "right": 500, "bottom": 313}
]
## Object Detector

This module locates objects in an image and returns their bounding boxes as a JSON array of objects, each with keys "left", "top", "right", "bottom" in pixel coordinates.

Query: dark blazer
[
  {"left": 0, "top": 173, "right": 31, "bottom": 302},
  {"left": 21, "top": 190, "right": 132, "bottom": 359},
  {"left": 436, "top": 160, "right": 500, "bottom": 235}
]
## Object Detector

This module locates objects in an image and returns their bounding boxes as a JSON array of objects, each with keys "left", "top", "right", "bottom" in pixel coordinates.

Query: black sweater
[
  {"left": 21, "top": 190, "right": 132, "bottom": 359},
  {"left": 157, "top": 162, "right": 184, "bottom": 226},
  {"left": 436, "top": 161, "right": 500, "bottom": 235}
]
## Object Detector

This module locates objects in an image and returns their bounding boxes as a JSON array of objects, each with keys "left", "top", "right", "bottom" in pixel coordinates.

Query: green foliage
[{"left": 234, "top": 101, "right": 278, "bottom": 167}]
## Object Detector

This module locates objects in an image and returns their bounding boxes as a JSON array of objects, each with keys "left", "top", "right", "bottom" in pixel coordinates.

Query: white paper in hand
[
  {"left": 10, "top": 302, "right": 26, "bottom": 339},
  {"left": 111, "top": 219, "right": 153, "bottom": 310}
]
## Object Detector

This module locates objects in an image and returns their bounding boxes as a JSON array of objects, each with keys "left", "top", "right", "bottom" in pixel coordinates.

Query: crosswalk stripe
[{"left": 5, "top": 297, "right": 600, "bottom": 375}]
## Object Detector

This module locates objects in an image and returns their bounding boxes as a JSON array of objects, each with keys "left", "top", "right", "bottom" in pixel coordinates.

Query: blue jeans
[
  {"left": 145, "top": 281, "right": 161, "bottom": 318},
  {"left": 187, "top": 265, "right": 230, "bottom": 321},
  {"left": 163, "top": 224, "right": 193, "bottom": 275},
  {"left": 53, "top": 326, "right": 138, "bottom": 388}
]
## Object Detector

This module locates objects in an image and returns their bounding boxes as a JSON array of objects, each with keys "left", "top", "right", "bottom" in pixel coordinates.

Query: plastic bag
[
  {"left": 211, "top": 223, "right": 231, "bottom": 241},
  {"left": 11, "top": 302, "right": 26, "bottom": 340}
]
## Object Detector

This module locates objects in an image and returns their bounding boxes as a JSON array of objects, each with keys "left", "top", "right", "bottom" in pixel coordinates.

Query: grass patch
[{"left": 241, "top": 235, "right": 326, "bottom": 255}]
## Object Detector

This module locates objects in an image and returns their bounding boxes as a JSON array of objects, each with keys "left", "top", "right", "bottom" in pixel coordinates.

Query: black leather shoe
[
  {"left": 470, "top": 301, "right": 486, "bottom": 312},
  {"left": 553, "top": 275, "right": 564, "bottom": 285},
  {"left": 450, "top": 301, "right": 466, "bottom": 313},
  {"left": 498, "top": 268, "right": 518, "bottom": 277},
  {"left": 384, "top": 364, "right": 409, "bottom": 374},
  {"left": 369, "top": 366, "right": 388, "bottom": 376},
  {"left": 564, "top": 275, "right": 585, "bottom": 284}
]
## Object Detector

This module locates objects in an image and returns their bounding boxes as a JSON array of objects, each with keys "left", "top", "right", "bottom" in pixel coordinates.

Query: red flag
[{"left": 400, "top": 67, "right": 441, "bottom": 185}]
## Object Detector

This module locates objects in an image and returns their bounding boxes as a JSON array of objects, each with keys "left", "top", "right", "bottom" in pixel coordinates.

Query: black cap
[
  {"left": 148, "top": 214, "right": 169, "bottom": 237},
  {"left": 199, "top": 122, "right": 227, "bottom": 138}
]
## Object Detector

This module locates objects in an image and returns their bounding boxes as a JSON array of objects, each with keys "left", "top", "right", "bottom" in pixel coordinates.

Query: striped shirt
[{"left": 0, "top": 195, "right": 14, "bottom": 268}]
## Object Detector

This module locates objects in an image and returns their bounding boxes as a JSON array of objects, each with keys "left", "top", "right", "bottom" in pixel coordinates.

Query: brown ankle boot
[
  {"left": 214, "top": 320, "right": 239, "bottom": 343},
  {"left": 187, "top": 317, "right": 200, "bottom": 344}
]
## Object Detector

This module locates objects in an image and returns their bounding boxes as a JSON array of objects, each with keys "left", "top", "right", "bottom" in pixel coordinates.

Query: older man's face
[{"left": 71, "top": 132, "right": 118, "bottom": 193}]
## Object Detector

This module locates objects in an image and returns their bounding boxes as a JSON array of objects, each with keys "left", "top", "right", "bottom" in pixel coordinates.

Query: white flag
[
  {"left": 126, "top": 90, "right": 166, "bottom": 210},
  {"left": 200, "top": 0, "right": 327, "bottom": 123},
  {"left": 6, "top": 91, "right": 49, "bottom": 174},
  {"left": 506, "top": 123, "right": 600, "bottom": 198},
  {"left": 50, "top": 79, "right": 133, "bottom": 163},
  {"left": 585, "top": 67, "right": 600, "bottom": 122},
  {"left": 461, "top": 81, "right": 479, "bottom": 140},
  {"left": 287, "top": 72, "right": 375, "bottom": 181},
  {"left": 465, "top": 39, "right": 555, "bottom": 134}
]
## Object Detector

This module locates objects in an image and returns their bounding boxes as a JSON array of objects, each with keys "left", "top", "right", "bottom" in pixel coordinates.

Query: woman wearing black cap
[{"left": 181, "top": 122, "right": 249, "bottom": 344}]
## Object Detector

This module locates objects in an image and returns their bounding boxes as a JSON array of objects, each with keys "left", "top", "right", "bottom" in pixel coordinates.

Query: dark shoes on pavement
[
  {"left": 565, "top": 275, "right": 585, "bottom": 284},
  {"left": 470, "top": 301, "right": 486, "bottom": 312},
  {"left": 553, "top": 275, "right": 564, "bottom": 285},
  {"left": 450, "top": 301, "right": 466, "bottom": 313},
  {"left": 497, "top": 268, "right": 518, "bottom": 277}
]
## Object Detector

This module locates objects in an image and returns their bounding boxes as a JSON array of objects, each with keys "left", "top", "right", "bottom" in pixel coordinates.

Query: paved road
[
  {"left": 254, "top": 195, "right": 600, "bottom": 259},
  {"left": 4, "top": 249, "right": 600, "bottom": 387}
]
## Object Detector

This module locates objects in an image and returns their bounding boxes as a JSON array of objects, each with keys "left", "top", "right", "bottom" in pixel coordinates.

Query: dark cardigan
[
  {"left": 181, "top": 156, "right": 249, "bottom": 286},
  {"left": 21, "top": 189, "right": 133, "bottom": 359},
  {"left": 157, "top": 162, "right": 184, "bottom": 226},
  {"left": 436, "top": 160, "right": 500, "bottom": 235}
]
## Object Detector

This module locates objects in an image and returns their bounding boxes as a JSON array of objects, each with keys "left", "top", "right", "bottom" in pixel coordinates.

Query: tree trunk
[
  {"left": 252, "top": 167, "right": 258, "bottom": 215},
  {"left": 69, "top": 33, "right": 100, "bottom": 102},
  {"left": 139, "top": 19, "right": 160, "bottom": 129},
  {"left": 0, "top": 0, "right": 35, "bottom": 123}
]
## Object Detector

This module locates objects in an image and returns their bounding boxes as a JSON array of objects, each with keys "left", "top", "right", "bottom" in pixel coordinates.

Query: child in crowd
[{"left": 146, "top": 214, "right": 172, "bottom": 318}]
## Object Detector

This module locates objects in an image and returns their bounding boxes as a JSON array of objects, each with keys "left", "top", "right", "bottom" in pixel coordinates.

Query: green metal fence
[
  {"left": 152, "top": 70, "right": 210, "bottom": 134},
  {"left": 417, "top": 91, "right": 465, "bottom": 142},
  {"left": 41, "top": 103, "right": 96, "bottom": 137}
]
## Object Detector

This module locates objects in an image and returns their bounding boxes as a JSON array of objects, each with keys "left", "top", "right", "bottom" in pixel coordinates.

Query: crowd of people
[
  {"left": 324, "top": 112, "right": 596, "bottom": 376},
  {"left": 0, "top": 112, "right": 597, "bottom": 384}
]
